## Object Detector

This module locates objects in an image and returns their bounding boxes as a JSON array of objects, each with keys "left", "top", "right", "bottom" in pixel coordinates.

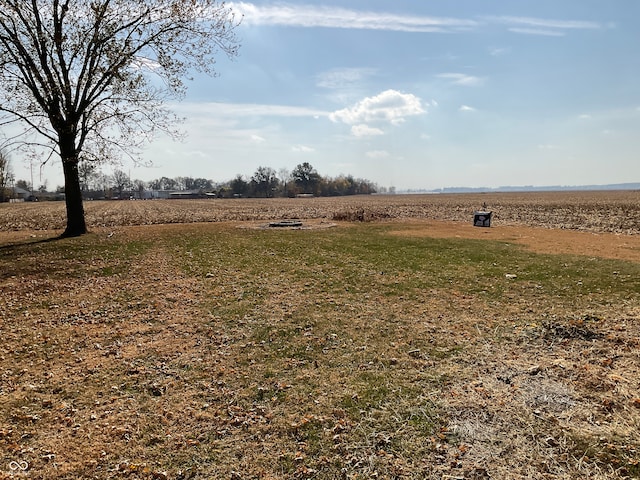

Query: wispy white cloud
[
  {"left": 175, "top": 102, "right": 329, "bottom": 119},
  {"left": 437, "top": 73, "right": 485, "bottom": 87},
  {"left": 330, "top": 90, "right": 426, "bottom": 126},
  {"left": 508, "top": 28, "right": 565, "bottom": 37},
  {"left": 250, "top": 134, "right": 266, "bottom": 143},
  {"left": 491, "top": 16, "right": 603, "bottom": 30},
  {"left": 316, "top": 68, "right": 377, "bottom": 89},
  {"left": 459, "top": 105, "right": 476, "bottom": 112},
  {"left": 230, "top": 2, "right": 478, "bottom": 32},
  {"left": 351, "top": 124, "right": 385, "bottom": 137},
  {"left": 366, "top": 150, "right": 390, "bottom": 159},
  {"left": 230, "top": 4, "right": 605, "bottom": 39},
  {"left": 292, "top": 145, "right": 315, "bottom": 153},
  {"left": 489, "top": 47, "right": 511, "bottom": 56},
  {"left": 132, "top": 57, "right": 161, "bottom": 70},
  {"left": 489, "top": 15, "right": 603, "bottom": 36}
]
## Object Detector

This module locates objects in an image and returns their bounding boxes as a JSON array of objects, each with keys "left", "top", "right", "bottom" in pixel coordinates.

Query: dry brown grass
[{"left": 1, "top": 192, "right": 639, "bottom": 479}]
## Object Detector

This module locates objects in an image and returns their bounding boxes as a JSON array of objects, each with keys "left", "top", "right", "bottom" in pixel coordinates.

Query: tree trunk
[{"left": 61, "top": 158, "right": 87, "bottom": 237}]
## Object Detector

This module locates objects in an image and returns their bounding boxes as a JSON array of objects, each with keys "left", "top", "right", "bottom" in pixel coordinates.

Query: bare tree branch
[{"left": 0, "top": 0, "right": 240, "bottom": 235}]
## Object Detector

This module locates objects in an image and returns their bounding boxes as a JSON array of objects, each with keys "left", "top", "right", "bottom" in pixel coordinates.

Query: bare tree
[
  {"left": 15, "top": 179, "right": 31, "bottom": 191},
  {"left": 278, "top": 167, "right": 290, "bottom": 197},
  {"left": 0, "top": 147, "right": 13, "bottom": 201},
  {"left": 230, "top": 174, "right": 248, "bottom": 197},
  {"left": 251, "top": 166, "right": 278, "bottom": 197},
  {"left": 78, "top": 161, "right": 98, "bottom": 192},
  {"left": 292, "top": 162, "right": 320, "bottom": 195},
  {"left": 111, "top": 169, "right": 130, "bottom": 198},
  {"left": 192, "top": 178, "right": 213, "bottom": 191},
  {"left": 0, "top": 1, "right": 240, "bottom": 236},
  {"left": 132, "top": 179, "right": 146, "bottom": 199}
]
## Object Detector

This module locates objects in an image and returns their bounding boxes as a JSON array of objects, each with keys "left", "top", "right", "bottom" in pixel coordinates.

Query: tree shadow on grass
[
  {"left": 0, "top": 234, "right": 65, "bottom": 251},
  {"left": 0, "top": 235, "right": 78, "bottom": 280}
]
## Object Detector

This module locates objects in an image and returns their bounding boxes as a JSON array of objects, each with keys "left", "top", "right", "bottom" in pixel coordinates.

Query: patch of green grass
[
  {"left": 341, "top": 372, "right": 391, "bottom": 414},
  {"left": 569, "top": 433, "right": 640, "bottom": 477},
  {"left": 163, "top": 226, "right": 640, "bottom": 325}
]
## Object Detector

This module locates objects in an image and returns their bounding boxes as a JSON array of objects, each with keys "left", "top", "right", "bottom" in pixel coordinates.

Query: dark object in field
[
  {"left": 269, "top": 220, "right": 303, "bottom": 228},
  {"left": 473, "top": 211, "right": 492, "bottom": 227}
]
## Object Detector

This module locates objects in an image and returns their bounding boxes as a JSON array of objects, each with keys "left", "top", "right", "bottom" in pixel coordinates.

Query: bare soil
[
  {"left": 389, "top": 220, "right": 640, "bottom": 262},
  {"left": 1, "top": 190, "right": 639, "bottom": 233}
]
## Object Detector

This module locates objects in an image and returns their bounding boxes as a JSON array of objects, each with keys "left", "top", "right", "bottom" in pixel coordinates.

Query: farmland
[
  {"left": 1, "top": 192, "right": 640, "bottom": 479},
  {"left": 1, "top": 190, "right": 640, "bottom": 234}
]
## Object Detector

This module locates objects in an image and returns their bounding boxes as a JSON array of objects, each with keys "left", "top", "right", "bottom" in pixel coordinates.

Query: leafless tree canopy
[
  {"left": 0, "top": 0, "right": 240, "bottom": 161},
  {"left": 0, "top": 0, "right": 240, "bottom": 234}
]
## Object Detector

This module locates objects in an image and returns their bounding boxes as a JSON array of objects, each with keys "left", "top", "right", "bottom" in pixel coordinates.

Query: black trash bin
[{"left": 473, "top": 211, "right": 492, "bottom": 227}]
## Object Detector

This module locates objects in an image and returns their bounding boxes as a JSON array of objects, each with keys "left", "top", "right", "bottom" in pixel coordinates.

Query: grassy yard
[{"left": 1, "top": 221, "right": 639, "bottom": 479}]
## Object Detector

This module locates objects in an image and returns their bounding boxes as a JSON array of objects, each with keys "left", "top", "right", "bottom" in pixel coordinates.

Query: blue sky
[{"left": 17, "top": 1, "right": 640, "bottom": 190}]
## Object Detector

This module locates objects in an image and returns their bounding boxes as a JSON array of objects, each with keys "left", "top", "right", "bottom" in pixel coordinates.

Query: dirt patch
[{"left": 389, "top": 220, "right": 640, "bottom": 262}]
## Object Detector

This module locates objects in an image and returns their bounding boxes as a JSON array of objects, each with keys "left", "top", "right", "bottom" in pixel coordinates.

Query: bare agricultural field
[
  {"left": 1, "top": 191, "right": 640, "bottom": 479},
  {"left": 1, "top": 190, "right": 640, "bottom": 234}
]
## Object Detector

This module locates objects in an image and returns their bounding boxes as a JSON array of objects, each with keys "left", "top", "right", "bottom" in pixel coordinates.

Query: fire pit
[{"left": 268, "top": 220, "right": 303, "bottom": 228}]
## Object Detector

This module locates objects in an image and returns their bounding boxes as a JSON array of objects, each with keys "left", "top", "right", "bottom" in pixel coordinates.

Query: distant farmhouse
[
  {"left": 168, "top": 190, "right": 215, "bottom": 199},
  {"left": 5, "top": 186, "right": 36, "bottom": 202},
  {"left": 81, "top": 189, "right": 217, "bottom": 200},
  {"left": 140, "top": 190, "right": 215, "bottom": 200}
]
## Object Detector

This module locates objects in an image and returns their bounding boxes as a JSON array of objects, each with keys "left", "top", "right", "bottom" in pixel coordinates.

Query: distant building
[
  {"left": 168, "top": 190, "right": 213, "bottom": 199},
  {"left": 10, "top": 186, "right": 36, "bottom": 202}
]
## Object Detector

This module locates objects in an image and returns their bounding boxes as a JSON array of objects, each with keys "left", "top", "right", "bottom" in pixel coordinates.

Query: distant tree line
[{"left": 20, "top": 161, "right": 384, "bottom": 200}]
